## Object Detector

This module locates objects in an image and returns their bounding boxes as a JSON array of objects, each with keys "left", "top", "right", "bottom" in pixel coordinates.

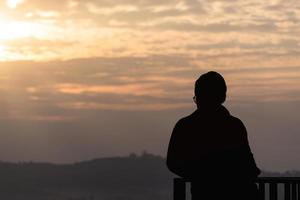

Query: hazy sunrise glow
[{"left": 0, "top": 0, "right": 299, "bottom": 171}]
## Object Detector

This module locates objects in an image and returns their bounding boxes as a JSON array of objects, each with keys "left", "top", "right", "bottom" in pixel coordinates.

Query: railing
[{"left": 174, "top": 177, "right": 300, "bottom": 200}]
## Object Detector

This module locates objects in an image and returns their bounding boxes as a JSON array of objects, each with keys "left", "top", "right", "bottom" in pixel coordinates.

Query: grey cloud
[
  {"left": 0, "top": 55, "right": 196, "bottom": 116},
  {"left": 0, "top": 55, "right": 299, "bottom": 121},
  {"left": 0, "top": 56, "right": 299, "bottom": 171}
]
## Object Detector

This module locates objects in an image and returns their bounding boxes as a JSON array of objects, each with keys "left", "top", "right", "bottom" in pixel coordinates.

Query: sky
[{"left": 0, "top": 0, "right": 299, "bottom": 171}]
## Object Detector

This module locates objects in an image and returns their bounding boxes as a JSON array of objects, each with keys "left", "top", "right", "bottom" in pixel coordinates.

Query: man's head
[{"left": 194, "top": 71, "right": 227, "bottom": 106}]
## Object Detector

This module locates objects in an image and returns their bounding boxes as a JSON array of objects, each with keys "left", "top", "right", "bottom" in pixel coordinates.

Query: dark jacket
[{"left": 167, "top": 105, "right": 260, "bottom": 182}]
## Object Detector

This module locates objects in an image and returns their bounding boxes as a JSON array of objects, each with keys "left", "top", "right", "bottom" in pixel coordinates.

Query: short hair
[{"left": 194, "top": 71, "right": 227, "bottom": 105}]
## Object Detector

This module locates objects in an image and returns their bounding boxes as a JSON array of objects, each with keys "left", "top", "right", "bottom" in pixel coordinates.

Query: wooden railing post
[
  {"left": 258, "top": 182, "right": 265, "bottom": 200},
  {"left": 270, "top": 182, "right": 278, "bottom": 200},
  {"left": 292, "top": 183, "right": 297, "bottom": 200},
  {"left": 297, "top": 183, "right": 300, "bottom": 200},
  {"left": 285, "top": 183, "right": 291, "bottom": 200},
  {"left": 174, "top": 178, "right": 186, "bottom": 200}
]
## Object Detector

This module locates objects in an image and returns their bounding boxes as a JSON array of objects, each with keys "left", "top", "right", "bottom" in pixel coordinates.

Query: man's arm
[
  {"left": 166, "top": 120, "right": 189, "bottom": 177},
  {"left": 237, "top": 119, "right": 261, "bottom": 179}
]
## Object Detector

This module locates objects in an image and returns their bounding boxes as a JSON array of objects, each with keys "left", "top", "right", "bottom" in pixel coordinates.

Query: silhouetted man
[{"left": 167, "top": 71, "right": 260, "bottom": 200}]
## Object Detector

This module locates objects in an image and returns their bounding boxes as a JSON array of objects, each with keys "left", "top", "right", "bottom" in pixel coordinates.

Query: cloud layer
[{"left": 0, "top": 0, "right": 299, "bottom": 60}]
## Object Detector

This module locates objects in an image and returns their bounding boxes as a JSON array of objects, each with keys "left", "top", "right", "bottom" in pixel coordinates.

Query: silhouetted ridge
[
  {"left": 0, "top": 153, "right": 297, "bottom": 200},
  {"left": 0, "top": 153, "right": 173, "bottom": 200}
]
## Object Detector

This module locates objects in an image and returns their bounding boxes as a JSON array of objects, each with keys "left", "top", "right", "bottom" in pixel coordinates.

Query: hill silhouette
[
  {"left": 0, "top": 152, "right": 173, "bottom": 200},
  {"left": 0, "top": 152, "right": 298, "bottom": 200}
]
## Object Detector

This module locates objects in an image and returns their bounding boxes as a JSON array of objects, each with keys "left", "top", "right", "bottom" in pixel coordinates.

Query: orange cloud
[
  {"left": 55, "top": 83, "right": 167, "bottom": 97},
  {"left": 59, "top": 101, "right": 190, "bottom": 111}
]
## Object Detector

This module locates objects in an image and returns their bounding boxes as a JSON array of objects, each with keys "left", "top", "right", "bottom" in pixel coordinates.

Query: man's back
[
  {"left": 167, "top": 105, "right": 260, "bottom": 180},
  {"left": 166, "top": 71, "right": 260, "bottom": 200}
]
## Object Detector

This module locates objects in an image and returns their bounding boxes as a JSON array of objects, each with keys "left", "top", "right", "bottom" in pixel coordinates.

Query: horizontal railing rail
[{"left": 174, "top": 177, "right": 300, "bottom": 200}]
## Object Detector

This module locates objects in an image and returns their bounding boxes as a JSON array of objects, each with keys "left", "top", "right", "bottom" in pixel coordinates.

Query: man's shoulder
[
  {"left": 224, "top": 115, "right": 248, "bottom": 134},
  {"left": 174, "top": 109, "right": 246, "bottom": 129},
  {"left": 174, "top": 111, "right": 198, "bottom": 127},
  {"left": 228, "top": 115, "right": 245, "bottom": 126}
]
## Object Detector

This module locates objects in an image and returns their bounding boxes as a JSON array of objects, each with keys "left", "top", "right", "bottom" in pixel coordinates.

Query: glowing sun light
[
  {"left": 0, "top": 45, "right": 5, "bottom": 53},
  {"left": 0, "top": 15, "right": 42, "bottom": 40},
  {"left": 6, "top": 0, "right": 25, "bottom": 9}
]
